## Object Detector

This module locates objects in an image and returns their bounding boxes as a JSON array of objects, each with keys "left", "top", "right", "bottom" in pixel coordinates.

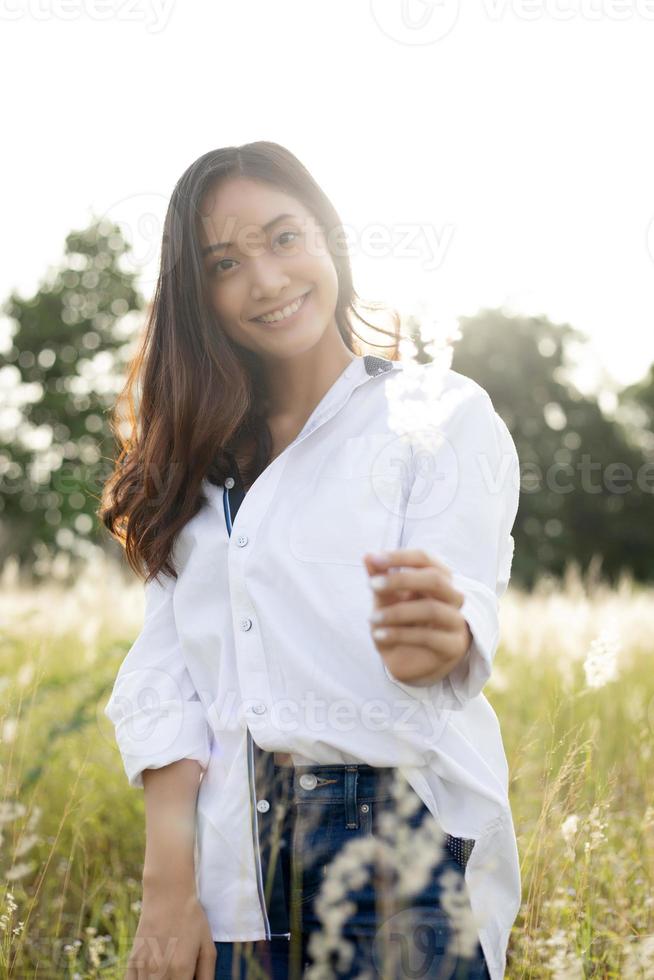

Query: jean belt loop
[{"left": 345, "top": 766, "right": 359, "bottom": 829}]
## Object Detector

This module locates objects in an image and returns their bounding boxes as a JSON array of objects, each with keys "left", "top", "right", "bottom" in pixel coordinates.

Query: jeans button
[
  {"left": 299, "top": 773, "right": 318, "bottom": 790},
  {"left": 360, "top": 804, "right": 369, "bottom": 813}
]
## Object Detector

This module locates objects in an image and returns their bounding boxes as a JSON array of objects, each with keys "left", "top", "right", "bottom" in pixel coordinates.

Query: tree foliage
[{"left": 0, "top": 219, "right": 144, "bottom": 577}]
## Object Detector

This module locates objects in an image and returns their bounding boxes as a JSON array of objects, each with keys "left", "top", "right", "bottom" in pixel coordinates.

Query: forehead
[{"left": 197, "top": 177, "right": 311, "bottom": 246}]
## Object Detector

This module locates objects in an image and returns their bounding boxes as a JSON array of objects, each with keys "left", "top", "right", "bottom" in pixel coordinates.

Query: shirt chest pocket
[{"left": 288, "top": 434, "right": 413, "bottom": 565}]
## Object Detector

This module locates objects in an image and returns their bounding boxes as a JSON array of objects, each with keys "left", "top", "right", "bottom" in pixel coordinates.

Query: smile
[{"left": 251, "top": 290, "right": 312, "bottom": 325}]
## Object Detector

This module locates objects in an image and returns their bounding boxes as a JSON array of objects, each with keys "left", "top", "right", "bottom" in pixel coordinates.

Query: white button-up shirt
[{"left": 103, "top": 353, "right": 521, "bottom": 980}]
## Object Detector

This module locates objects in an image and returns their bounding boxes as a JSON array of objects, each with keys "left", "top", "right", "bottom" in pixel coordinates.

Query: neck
[{"left": 261, "top": 339, "right": 357, "bottom": 422}]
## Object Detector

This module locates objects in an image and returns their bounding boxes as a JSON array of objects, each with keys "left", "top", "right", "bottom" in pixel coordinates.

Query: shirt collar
[{"left": 203, "top": 353, "right": 403, "bottom": 495}]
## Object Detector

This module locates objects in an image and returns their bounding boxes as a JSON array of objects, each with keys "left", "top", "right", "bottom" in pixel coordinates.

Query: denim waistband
[
  {"left": 273, "top": 762, "right": 401, "bottom": 805},
  {"left": 271, "top": 763, "right": 477, "bottom": 866}
]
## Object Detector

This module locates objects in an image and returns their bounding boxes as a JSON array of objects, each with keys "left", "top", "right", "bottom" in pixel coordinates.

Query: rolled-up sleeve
[
  {"left": 103, "top": 571, "right": 213, "bottom": 789},
  {"left": 384, "top": 381, "right": 520, "bottom": 710}
]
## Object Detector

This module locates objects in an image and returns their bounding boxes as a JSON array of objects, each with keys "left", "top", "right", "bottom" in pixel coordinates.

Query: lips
[{"left": 250, "top": 289, "right": 312, "bottom": 322}]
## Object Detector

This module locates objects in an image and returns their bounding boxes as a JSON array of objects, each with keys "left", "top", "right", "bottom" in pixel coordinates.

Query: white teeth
[{"left": 255, "top": 293, "right": 306, "bottom": 323}]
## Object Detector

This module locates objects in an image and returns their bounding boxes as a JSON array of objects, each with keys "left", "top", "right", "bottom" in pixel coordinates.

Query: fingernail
[
  {"left": 369, "top": 575, "right": 388, "bottom": 590},
  {"left": 369, "top": 552, "right": 390, "bottom": 564},
  {"left": 369, "top": 610, "right": 384, "bottom": 624},
  {"left": 372, "top": 628, "right": 389, "bottom": 640}
]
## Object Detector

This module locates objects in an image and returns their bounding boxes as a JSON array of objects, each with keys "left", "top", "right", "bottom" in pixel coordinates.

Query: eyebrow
[{"left": 201, "top": 213, "right": 297, "bottom": 258}]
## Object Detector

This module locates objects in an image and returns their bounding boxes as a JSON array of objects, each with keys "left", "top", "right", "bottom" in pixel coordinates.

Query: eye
[
  {"left": 276, "top": 230, "right": 300, "bottom": 247},
  {"left": 210, "top": 258, "right": 237, "bottom": 276},
  {"left": 208, "top": 230, "right": 301, "bottom": 277}
]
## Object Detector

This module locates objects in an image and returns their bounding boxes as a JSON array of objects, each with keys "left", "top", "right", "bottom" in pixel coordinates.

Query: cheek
[
  {"left": 310, "top": 260, "right": 339, "bottom": 312},
  {"left": 302, "top": 231, "right": 338, "bottom": 290},
  {"left": 207, "top": 279, "right": 245, "bottom": 321}
]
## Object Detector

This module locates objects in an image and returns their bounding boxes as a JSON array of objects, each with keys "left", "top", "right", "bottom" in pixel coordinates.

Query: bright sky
[{"left": 3, "top": 1, "right": 654, "bottom": 396}]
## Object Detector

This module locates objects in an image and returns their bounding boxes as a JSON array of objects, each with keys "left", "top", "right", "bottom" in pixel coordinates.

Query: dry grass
[{"left": 0, "top": 550, "right": 652, "bottom": 978}]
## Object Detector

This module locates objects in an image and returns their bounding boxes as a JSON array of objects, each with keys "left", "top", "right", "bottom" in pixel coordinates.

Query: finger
[
  {"left": 364, "top": 557, "right": 416, "bottom": 611},
  {"left": 364, "top": 549, "right": 453, "bottom": 578},
  {"left": 363, "top": 554, "right": 431, "bottom": 604},
  {"left": 195, "top": 940, "right": 218, "bottom": 980},
  {"left": 380, "top": 642, "right": 452, "bottom": 685},
  {"left": 363, "top": 553, "right": 391, "bottom": 573},
  {"left": 370, "top": 569, "right": 464, "bottom": 608},
  {"left": 369, "top": 597, "right": 461, "bottom": 630},
  {"left": 371, "top": 625, "right": 460, "bottom": 659},
  {"left": 373, "top": 590, "right": 416, "bottom": 614},
  {"left": 363, "top": 556, "right": 415, "bottom": 594}
]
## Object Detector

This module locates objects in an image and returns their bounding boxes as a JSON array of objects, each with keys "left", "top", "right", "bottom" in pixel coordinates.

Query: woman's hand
[
  {"left": 363, "top": 548, "right": 473, "bottom": 686},
  {"left": 125, "top": 882, "right": 216, "bottom": 979}
]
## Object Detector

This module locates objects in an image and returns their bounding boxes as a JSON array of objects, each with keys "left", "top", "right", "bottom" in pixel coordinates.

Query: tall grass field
[{"left": 1, "top": 551, "right": 652, "bottom": 978}]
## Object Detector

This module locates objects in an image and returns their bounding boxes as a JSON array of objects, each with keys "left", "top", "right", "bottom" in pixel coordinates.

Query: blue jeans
[{"left": 214, "top": 763, "right": 491, "bottom": 979}]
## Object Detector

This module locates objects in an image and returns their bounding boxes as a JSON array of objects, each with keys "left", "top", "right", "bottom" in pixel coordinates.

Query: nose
[{"left": 249, "top": 254, "right": 291, "bottom": 302}]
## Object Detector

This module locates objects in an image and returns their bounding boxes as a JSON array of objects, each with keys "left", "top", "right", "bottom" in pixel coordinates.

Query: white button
[
  {"left": 225, "top": 477, "right": 235, "bottom": 489},
  {"left": 251, "top": 703, "right": 266, "bottom": 714},
  {"left": 240, "top": 618, "right": 252, "bottom": 631},
  {"left": 299, "top": 773, "right": 318, "bottom": 790},
  {"left": 256, "top": 799, "right": 270, "bottom": 813},
  {"left": 237, "top": 535, "right": 248, "bottom": 547}
]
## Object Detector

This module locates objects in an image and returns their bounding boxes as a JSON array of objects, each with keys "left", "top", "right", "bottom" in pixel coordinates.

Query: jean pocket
[
  {"left": 290, "top": 799, "right": 376, "bottom": 906},
  {"left": 290, "top": 801, "right": 338, "bottom": 906}
]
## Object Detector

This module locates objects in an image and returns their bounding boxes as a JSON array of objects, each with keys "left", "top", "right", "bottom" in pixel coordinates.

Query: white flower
[
  {"left": 583, "top": 803, "right": 608, "bottom": 854},
  {"left": 385, "top": 350, "right": 453, "bottom": 453},
  {"left": 583, "top": 620, "right": 620, "bottom": 689},
  {"left": 5, "top": 861, "right": 35, "bottom": 882},
  {"left": 15, "top": 832, "right": 41, "bottom": 857},
  {"left": 438, "top": 866, "right": 482, "bottom": 960},
  {"left": 561, "top": 814, "right": 579, "bottom": 847},
  {"left": 621, "top": 934, "right": 654, "bottom": 978},
  {"left": 0, "top": 801, "right": 26, "bottom": 826},
  {"left": 16, "top": 663, "right": 34, "bottom": 688},
  {"left": 1, "top": 718, "right": 18, "bottom": 744}
]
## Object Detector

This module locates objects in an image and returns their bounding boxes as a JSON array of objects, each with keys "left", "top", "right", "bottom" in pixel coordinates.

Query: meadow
[{"left": 0, "top": 550, "right": 652, "bottom": 978}]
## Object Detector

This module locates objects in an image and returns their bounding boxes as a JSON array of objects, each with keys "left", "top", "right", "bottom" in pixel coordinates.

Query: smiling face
[{"left": 197, "top": 177, "right": 340, "bottom": 362}]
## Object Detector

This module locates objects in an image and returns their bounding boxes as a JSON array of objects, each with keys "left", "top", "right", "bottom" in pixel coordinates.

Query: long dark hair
[{"left": 99, "top": 141, "right": 402, "bottom": 583}]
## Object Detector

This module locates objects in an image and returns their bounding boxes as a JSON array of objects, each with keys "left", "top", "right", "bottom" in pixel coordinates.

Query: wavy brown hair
[{"left": 99, "top": 141, "right": 402, "bottom": 583}]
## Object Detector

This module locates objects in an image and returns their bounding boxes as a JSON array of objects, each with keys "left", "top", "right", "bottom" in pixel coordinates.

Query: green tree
[
  {"left": 447, "top": 309, "right": 653, "bottom": 588},
  {"left": 619, "top": 364, "right": 654, "bottom": 450},
  {"left": 0, "top": 219, "right": 145, "bottom": 578}
]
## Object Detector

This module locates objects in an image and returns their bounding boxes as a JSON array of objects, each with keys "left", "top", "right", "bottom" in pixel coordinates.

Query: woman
[{"left": 101, "top": 142, "right": 520, "bottom": 980}]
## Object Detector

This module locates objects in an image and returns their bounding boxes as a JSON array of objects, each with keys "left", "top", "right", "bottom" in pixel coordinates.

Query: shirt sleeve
[
  {"left": 103, "top": 570, "right": 213, "bottom": 789},
  {"left": 382, "top": 382, "right": 520, "bottom": 710}
]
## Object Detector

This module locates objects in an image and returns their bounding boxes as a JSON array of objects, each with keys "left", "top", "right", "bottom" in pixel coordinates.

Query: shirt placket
[
  {"left": 221, "top": 354, "right": 397, "bottom": 940},
  {"left": 224, "top": 471, "right": 290, "bottom": 939}
]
